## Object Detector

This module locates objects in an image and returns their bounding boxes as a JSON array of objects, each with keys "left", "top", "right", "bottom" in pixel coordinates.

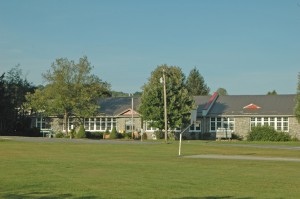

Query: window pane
[
  {"left": 101, "top": 118, "right": 106, "bottom": 130},
  {"left": 96, "top": 118, "right": 100, "bottom": 130}
]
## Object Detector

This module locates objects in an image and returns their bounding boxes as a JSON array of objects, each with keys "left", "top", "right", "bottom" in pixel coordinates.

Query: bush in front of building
[
  {"left": 76, "top": 125, "right": 86, "bottom": 138},
  {"left": 142, "top": 132, "right": 147, "bottom": 140},
  {"left": 86, "top": 131, "right": 104, "bottom": 139},
  {"left": 109, "top": 127, "right": 118, "bottom": 139},
  {"left": 247, "top": 126, "right": 292, "bottom": 141},
  {"left": 154, "top": 130, "right": 164, "bottom": 139},
  {"left": 55, "top": 132, "right": 64, "bottom": 138}
]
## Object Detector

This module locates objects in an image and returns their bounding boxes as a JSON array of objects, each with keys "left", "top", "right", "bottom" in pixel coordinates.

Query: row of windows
[
  {"left": 210, "top": 117, "right": 235, "bottom": 132},
  {"left": 250, "top": 117, "right": 289, "bottom": 132},
  {"left": 35, "top": 116, "right": 290, "bottom": 133},
  {"left": 83, "top": 118, "right": 117, "bottom": 131}
]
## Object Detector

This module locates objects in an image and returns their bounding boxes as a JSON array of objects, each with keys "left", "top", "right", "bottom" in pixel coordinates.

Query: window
[
  {"left": 145, "top": 121, "right": 158, "bottom": 132},
  {"left": 250, "top": 117, "right": 289, "bottom": 132},
  {"left": 101, "top": 118, "right": 106, "bottom": 130},
  {"left": 96, "top": 118, "right": 101, "bottom": 130},
  {"left": 36, "top": 117, "right": 46, "bottom": 129},
  {"left": 83, "top": 117, "right": 116, "bottom": 132},
  {"left": 190, "top": 121, "right": 201, "bottom": 132},
  {"left": 210, "top": 117, "right": 235, "bottom": 132}
]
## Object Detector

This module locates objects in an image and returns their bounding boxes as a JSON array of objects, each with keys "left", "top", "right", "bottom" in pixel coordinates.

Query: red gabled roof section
[
  {"left": 243, "top": 103, "right": 261, "bottom": 110},
  {"left": 202, "top": 92, "right": 219, "bottom": 116},
  {"left": 204, "top": 92, "right": 219, "bottom": 110},
  {"left": 118, "top": 109, "right": 139, "bottom": 116}
]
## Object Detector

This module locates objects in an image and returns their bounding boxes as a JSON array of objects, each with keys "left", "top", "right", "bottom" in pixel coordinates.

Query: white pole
[
  {"left": 163, "top": 69, "right": 168, "bottom": 143},
  {"left": 179, "top": 133, "right": 182, "bottom": 156}
]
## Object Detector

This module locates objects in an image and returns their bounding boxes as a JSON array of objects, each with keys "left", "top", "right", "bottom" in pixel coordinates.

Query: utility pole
[{"left": 131, "top": 94, "right": 134, "bottom": 140}]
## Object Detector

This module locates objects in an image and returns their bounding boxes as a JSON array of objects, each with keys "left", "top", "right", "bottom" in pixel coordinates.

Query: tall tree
[
  {"left": 186, "top": 67, "right": 210, "bottom": 96},
  {"left": 25, "top": 56, "right": 111, "bottom": 134},
  {"left": 217, "top": 88, "right": 228, "bottom": 96},
  {"left": 139, "top": 64, "right": 194, "bottom": 134},
  {"left": 0, "top": 65, "right": 35, "bottom": 133},
  {"left": 295, "top": 73, "right": 300, "bottom": 122},
  {"left": 267, "top": 90, "right": 277, "bottom": 95}
]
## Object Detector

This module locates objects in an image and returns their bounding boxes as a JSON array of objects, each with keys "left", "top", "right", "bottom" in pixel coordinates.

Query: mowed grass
[{"left": 1, "top": 139, "right": 300, "bottom": 199}]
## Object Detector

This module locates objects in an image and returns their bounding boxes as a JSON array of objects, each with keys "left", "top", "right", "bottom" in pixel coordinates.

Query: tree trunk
[{"left": 64, "top": 110, "right": 69, "bottom": 135}]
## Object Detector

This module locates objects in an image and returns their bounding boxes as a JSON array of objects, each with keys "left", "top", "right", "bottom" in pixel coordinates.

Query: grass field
[{"left": 1, "top": 138, "right": 300, "bottom": 199}]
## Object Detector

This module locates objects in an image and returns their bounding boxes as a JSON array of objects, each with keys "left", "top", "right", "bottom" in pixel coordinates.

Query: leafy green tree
[
  {"left": 267, "top": 90, "right": 277, "bottom": 95},
  {"left": 295, "top": 73, "right": 300, "bottom": 122},
  {"left": 25, "top": 56, "right": 111, "bottom": 135},
  {"left": 217, "top": 88, "right": 228, "bottom": 96},
  {"left": 139, "top": 64, "right": 194, "bottom": 133},
  {"left": 186, "top": 67, "right": 210, "bottom": 96}
]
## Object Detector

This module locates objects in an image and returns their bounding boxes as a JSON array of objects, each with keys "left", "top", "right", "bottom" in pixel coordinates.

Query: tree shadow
[
  {"left": 173, "top": 196, "right": 253, "bottom": 199},
  {"left": 2, "top": 192, "right": 100, "bottom": 199}
]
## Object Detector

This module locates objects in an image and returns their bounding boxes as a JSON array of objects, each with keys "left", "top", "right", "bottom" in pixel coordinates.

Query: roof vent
[{"left": 243, "top": 103, "right": 261, "bottom": 110}]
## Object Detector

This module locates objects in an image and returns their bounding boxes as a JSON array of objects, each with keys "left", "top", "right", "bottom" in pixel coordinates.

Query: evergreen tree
[
  {"left": 267, "top": 90, "right": 277, "bottom": 95},
  {"left": 186, "top": 67, "right": 210, "bottom": 96},
  {"left": 0, "top": 66, "right": 35, "bottom": 133}
]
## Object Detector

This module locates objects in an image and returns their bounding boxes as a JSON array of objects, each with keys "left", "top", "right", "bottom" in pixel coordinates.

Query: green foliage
[
  {"left": 139, "top": 64, "right": 195, "bottom": 131},
  {"left": 267, "top": 90, "right": 277, "bottom": 95},
  {"left": 86, "top": 131, "right": 104, "bottom": 139},
  {"left": 55, "top": 132, "right": 65, "bottom": 138},
  {"left": 154, "top": 130, "right": 164, "bottom": 139},
  {"left": 247, "top": 126, "right": 292, "bottom": 141},
  {"left": 0, "top": 65, "right": 35, "bottom": 133},
  {"left": 123, "top": 131, "right": 132, "bottom": 139},
  {"left": 24, "top": 56, "right": 111, "bottom": 134},
  {"left": 76, "top": 125, "right": 86, "bottom": 138},
  {"left": 109, "top": 127, "right": 118, "bottom": 139},
  {"left": 186, "top": 67, "right": 210, "bottom": 96},
  {"left": 142, "top": 132, "right": 147, "bottom": 140},
  {"left": 217, "top": 87, "right": 228, "bottom": 96}
]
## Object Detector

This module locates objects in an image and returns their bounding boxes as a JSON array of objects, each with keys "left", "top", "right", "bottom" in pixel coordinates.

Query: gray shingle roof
[
  {"left": 194, "top": 94, "right": 297, "bottom": 116},
  {"left": 98, "top": 97, "right": 141, "bottom": 116},
  {"left": 99, "top": 94, "right": 297, "bottom": 117}
]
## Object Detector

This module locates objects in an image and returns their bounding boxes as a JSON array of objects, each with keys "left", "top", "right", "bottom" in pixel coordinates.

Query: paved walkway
[
  {"left": 183, "top": 154, "right": 300, "bottom": 162},
  {"left": 0, "top": 136, "right": 159, "bottom": 145}
]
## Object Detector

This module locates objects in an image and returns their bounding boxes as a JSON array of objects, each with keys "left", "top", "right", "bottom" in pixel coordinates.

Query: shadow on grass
[
  {"left": 174, "top": 196, "right": 253, "bottom": 199},
  {"left": 2, "top": 192, "right": 100, "bottom": 199}
]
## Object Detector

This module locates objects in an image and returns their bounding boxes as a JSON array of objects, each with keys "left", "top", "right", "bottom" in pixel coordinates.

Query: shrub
[
  {"left": 154, "top": 130, "right": 164, "bottom": 139},
  {"left": 124, "top": 131, "right": 132, "bottom": 139},
  {"left": 247, "top": 126, "right": 292, "bottom": 141},
  {"left": 109, "top": 127, "right": 118, "bottom": 139},
  {"left": 231, "top": 133, "right": 243, "bottom": 140},
  {"left": 142, "top": 132, "right": 147, "bottom": 140},
  {"left": 76, "top": 125, "right": 86, "bottom": 139},
  {"left": 55, "top": 132, "right": 64, "bottom": 138},
  {"left": 86, "top": 131, "right": 103, "bottom": 139}
]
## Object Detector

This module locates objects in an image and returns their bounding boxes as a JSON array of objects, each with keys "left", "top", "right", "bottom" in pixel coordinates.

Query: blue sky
[{"left": 0, "top": 0, "right": 299, "bottom": 94}]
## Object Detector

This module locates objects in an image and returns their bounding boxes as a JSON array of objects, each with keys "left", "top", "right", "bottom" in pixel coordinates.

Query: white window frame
[
  {"left": 250, "top": 117, "right": 289, "bottom": 132},
  {"left": 35, "top": 117, "right": 47, "bottom": 130},
  {"left": 210, "top": 117, "right": 235, "bottom": 132},
  {"left": 189, "top": 120, "right": 201, "bottom": 132}
]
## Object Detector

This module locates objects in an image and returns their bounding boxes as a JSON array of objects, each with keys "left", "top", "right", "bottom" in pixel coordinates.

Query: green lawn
[{"left": 1, "top": 138, "right": 300, "bottom": 199}]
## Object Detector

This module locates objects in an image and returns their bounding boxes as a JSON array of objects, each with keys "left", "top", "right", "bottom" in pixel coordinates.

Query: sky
[{"left": 0, "top": 0, "right": 299, "bottom": 95}]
